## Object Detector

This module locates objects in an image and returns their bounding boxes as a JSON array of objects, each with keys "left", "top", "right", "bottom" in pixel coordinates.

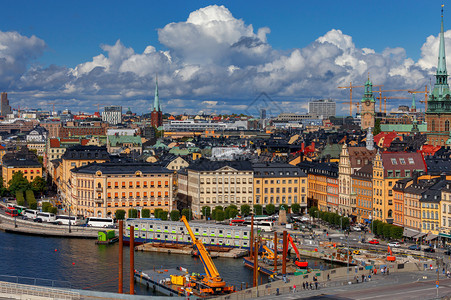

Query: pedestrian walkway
[{"left": 251, "top": 270, "right": 448, "bottom": 300}]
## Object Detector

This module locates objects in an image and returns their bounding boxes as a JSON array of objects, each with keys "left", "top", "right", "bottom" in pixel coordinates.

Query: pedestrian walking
[
  {"left": 293, "top": 284, "right": 296, "bottom": 293},
  {"left": 387, "top": 268, "right": 389, "bottom": 275},
  {"left": 315, "top": 281, "right": 319, "bottom": 290},
  {"left": 302, "top": 282, "right": 306, "bottom": 290},
  {"left": 327, "top": 273, "right": 330, "bottom": 281},
  {"left": 309, "top": 282, "right": 313, "bottom": 290},
  {"left": 361, "top": 274, "right": 364, "bottom": 282}
]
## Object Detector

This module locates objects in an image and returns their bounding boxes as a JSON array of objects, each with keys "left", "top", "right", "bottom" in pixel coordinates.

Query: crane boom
[
  {"left": 180, "top": 216, "right": 223, "bottom": 284},
  {"left": 287, "top": 234, "right": 301, "bottom": 260}
]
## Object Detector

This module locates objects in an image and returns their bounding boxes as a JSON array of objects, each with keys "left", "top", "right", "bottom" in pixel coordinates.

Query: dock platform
[
  {"left": 136, "top": 242, "right": 248, "bottom": 258},
  {"left": 135, "top": 268, "right": 194, "bottom": 298}
]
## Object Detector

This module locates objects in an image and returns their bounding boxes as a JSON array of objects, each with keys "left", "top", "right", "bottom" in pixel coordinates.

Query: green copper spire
[
  {"left": 153, "top": 76, "right": 160, "bottom": 112},
  {"left": 361, "top": 75, "right": 375, "bottom": 103},
  {"left": 437, "top": 5, "right": 448, "bottom": 80},
  {"left": 411, "top": 94, "right": 416, "bottom": 110}
]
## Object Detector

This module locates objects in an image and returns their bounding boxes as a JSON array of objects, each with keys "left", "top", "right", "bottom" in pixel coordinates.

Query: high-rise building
[
  {"left": 1, "top": 92, "right": 12, "bottom": 117},
  {"left": 426, "top": 9, "right": 451, "bottom": 146},
  {"left": 360, "top": 78, "right": 376, "bottom": 130},
  {"left": 151, "top": 77, "right": 163, "bottom": 128},
  {"left": 260, "top": 108, "right": 267, "bottom": 120},
  {"left": 102, "top": 105, "right": 122, "bottom": 125},
  {"left": 308, "top": 99, "right": 336, "bottom": 118}
]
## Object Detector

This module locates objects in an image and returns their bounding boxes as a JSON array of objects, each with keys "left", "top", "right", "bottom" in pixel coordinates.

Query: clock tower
[{"left": 360, "top": 77, "right": 375, "bottom": 131}]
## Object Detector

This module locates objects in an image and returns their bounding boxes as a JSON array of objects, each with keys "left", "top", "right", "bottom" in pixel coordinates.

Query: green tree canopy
[
  {"left": 154, "top": 208, "right": 163, "bottom": 219},
  {"left": 128, "top": 209, "right": 138, "bottom": 218},
  {"left": 291, "top": 203, "right": 301, "bottom": 214},
  {"left": 308, "top": 206, "right": 318, "bottom": 218},
  {"left": 202, "top": 206, "right": 211, "bottom": 217},
  {"left": 115, "top": 209, "right": 126, "bottom": 220},
  {"left": 170, "top": 210, "right": 181, "bottom": 221},
  {"left": 253, "top": 204, "right": 263, "bottom": 215},
  {"left": 141, "top": 209, "right": 150, "bottom": 218},
  {"left": 181, "top": 208, "right": 192, "bottom": 220},
  {"left": 42, "top": 201, "right": 52, "bottom": 212},
  {"left": 215, "top": 210, "right": 225, "bottom": 221},
  {"left": 8, "top": 172, "right": 31, "bottom": 195},
  {"left": 159, "top": 210, "right": 168, "bottom": 221},
  {"left": 265, "top": 204, "right": 275, "bottom": 215},
  {"left": 31, "top": 176, "right": 47, "bottom": 195},
  {"left": 240, "top": 204, "right": 251, "bottom": 216}
]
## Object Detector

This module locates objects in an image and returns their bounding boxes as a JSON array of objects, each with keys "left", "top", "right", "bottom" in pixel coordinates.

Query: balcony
[
  {"left": 95, "top": 198, "right": 103, "bottom": 203},
  {"left": 95, "top": 188, "right": 103, "bottom": 192}
]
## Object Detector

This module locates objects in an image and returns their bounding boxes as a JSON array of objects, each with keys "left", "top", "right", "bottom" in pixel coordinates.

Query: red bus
[
  {"left": 5, "top": 207, "right": 19, "bottom": 217},
  {"left": 229, "top": 219, "right": 245, "bottom": 226}
]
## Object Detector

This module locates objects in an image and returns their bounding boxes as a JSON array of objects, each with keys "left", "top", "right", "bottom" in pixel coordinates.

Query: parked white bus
[
  {"left": 243, "top": 221, "right": 274, "bottom": 232},
  {"left": 55, "top": 215, "right": 83, "bottom": 225},
  {"left": 37, "top": 212, "right": 56, "bottom": 222},
  {"left": 87, "top": 217, "right": 114, "bottom": 228},
  {"left": 24, "top": 209, "right": 38, "bottom": 219}
]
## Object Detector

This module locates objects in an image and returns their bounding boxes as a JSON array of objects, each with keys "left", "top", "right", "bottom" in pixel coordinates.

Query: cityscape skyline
[{"left": 0, "top": 1, "right": 450, "bottom": 115}]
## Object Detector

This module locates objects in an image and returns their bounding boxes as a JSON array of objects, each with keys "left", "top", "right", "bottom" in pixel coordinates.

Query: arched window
[
  {"left": 432, "top": 120, "right": 436, "bottom": 132},
  {"left": 388, "top": 209, "right": 393, "bottom": 218},
  {"left": 446, "top": 120, "right": 450, "bottom": 132}
]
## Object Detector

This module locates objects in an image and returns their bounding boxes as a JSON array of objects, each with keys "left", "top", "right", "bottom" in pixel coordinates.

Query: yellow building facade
[{"left": 69, "top": 162, "right": 174, "bottom": 218}]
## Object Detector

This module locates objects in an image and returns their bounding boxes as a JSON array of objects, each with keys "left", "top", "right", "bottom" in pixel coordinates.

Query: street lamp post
[
  {"left": 68, "top": 204, "right": 72, "bottom": 233},
  {"left": 346, "top": 231, "right": 350, "bottom": 283}
]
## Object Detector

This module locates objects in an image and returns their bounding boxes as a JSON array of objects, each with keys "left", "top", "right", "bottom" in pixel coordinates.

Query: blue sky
[{"left": 0, "top": 1, "right": 448, "bottom": 115}]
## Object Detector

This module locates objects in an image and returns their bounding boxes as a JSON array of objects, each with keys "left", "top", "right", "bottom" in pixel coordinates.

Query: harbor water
[{"left": 0, "top": 231, "right": 337, "bottom": 295}]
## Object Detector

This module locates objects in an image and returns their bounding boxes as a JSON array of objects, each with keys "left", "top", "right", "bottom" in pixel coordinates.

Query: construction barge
[
  {"left": 134, "top": 268, "right": 194, "bottom": 298},
  {"left": 136, "top": 242, "right": 248, "bottom": 258},
  {"left": 135, "top": 216, "right": 235, "bottom": 298}
]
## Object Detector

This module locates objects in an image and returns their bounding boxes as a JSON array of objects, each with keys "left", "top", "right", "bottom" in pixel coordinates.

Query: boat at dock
[{"left": 95, "top": 230, "right": 118, "bottom": 245}]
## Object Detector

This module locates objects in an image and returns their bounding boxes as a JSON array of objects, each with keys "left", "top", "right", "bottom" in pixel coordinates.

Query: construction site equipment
[
  {"left": 262, "top": 244, "right": 281, "bottom": 260},
  {"left": 287, "top": 233, "right": 308, "bottom": 268},
  {"left": 387, "top": 246, "right": 396, "bottom": 262},
  {"left": 338, "top": 82, "right": 383, "bottom": 115},
  {"left": 409, "top": 86, "right": 429, "bottom": 111},
  {"left": 373, "top": 88, "right": 412, "bottom": 113},
  {"left": 180, "top": 216, "right": 234, "bottom": 295}
]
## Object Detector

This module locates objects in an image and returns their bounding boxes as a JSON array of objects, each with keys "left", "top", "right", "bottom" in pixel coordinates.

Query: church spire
[
  {"left": 437, "top": 5, "right": 448, "bottom": 84},
  {"left": 153, "top": 76, "right": 160, "bottom": 112}
]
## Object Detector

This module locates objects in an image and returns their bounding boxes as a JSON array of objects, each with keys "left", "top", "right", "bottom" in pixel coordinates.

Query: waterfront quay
[{"left": 0, "top": 212, "right": 99, "bottom": 238}]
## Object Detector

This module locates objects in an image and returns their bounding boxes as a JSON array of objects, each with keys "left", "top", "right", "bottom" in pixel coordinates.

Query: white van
[
  {"left": 24, "top": 209, "right": 38, "bottom": 219},
  {"left": 55, "top": 215, "right": 83, "bottom": 225},
  {"left": 87, "top": 217, "right": 114, "bottom": 228},
  {"left": 37, "top": 212, "right": 56, "bottom": 222}
]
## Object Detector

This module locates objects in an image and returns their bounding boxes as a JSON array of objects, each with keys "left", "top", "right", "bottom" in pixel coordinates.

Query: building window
[{"left": 446, "top": 120, "right": 450, "bottom": 132}]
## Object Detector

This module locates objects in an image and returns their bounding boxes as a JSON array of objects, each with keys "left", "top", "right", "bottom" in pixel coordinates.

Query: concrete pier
[{"left": 0, "top": 213, "right": 99, "bottom": 239}]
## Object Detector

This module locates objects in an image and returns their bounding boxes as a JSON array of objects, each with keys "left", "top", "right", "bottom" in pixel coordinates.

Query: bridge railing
[{"left": 0, "top": 281, "right": 80, "bottom": 300}]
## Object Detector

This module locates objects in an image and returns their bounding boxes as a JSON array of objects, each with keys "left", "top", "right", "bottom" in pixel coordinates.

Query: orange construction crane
[
  {"left": 93, "top": 103, "right": 108, "bottom": 113},
  {"left": 376, "top": 96, "right": 409, "bottom": 114},
  {"left": 48, "top": 102, "right": 57, "bottom": 115},
  {"left": 373, "top": 88, "right": 412, "bottom": 113},
  {"left": 408, "top": 85, "right": 429, "bottom": 111},
  {"left": 338, "top": 82, "right": 383, "bottom": 116}
]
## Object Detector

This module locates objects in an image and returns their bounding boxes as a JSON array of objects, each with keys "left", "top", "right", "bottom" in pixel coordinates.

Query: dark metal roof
[{"left": 72, "top": 162, "right": 172, "bottom": 175}]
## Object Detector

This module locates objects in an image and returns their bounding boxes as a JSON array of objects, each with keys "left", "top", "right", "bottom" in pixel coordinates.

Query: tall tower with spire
[
  {"left": 150, "top": 76, "right": 163, "bottom": 128},
  {"left": 426, "top": 6, "right": 451, "bottom": 146},
  {"left": 360, "top": 76, "right": 376, "bottom": 130}
]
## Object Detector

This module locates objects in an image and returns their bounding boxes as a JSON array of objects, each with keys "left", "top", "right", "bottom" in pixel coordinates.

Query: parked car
[
  {"left": 444, "top": 249, "right": 451, "bottom": 255},
  {"left": 424, "top": 247, "right": 436, "bottom": 253},
  {"left": 388, "top": 241, "right": 401, "bottom": 248},
  {"left": 369, "top": 239, "right": 380, "bottom": 245},
  {"left": 351, "top": 226, "right": 362, "bottom": 232},
  {"left": 408, "top": 244, "right": 421, "bottom": 251}
]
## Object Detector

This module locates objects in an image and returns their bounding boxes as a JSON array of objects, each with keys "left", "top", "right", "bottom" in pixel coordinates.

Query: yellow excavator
[
  {"left": 262, "top": 244, "right": 281, "bottom": 260},
  {"left": 180, "top": 216, "right": 234, "bottom": 295}
]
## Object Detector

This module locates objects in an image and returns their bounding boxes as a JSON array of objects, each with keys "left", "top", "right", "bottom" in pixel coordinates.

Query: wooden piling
[
  {"left": 118, "top": 220, "right": 123, "bottom": 294},
  {"left": 130, "top": 226, "right": 134, "bottom": 295}
]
